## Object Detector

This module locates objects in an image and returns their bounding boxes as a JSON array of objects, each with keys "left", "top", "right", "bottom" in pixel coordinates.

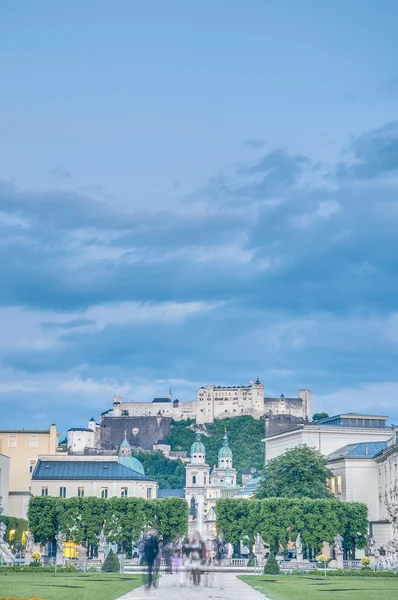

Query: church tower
[
  {"left": 211, "top": 432, "right": 237, "bottom": 486},
  {"left": 184, "top": 432, "right": 210, "bottom": 502}
]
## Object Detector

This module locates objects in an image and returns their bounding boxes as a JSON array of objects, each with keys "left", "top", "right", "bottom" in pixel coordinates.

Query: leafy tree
[
  {"left": 256, "top": 445, "right": 333, "bottom": 499},
  {"left": 264, "top": 552, "right": 280, "bottom": 574},
  {"left": 216, "top": 498, "right": 368, "bottom": 558},
  {"left": 134, "top": 451, "right": 186, "bottom": 489},
  {"left": 312, "top": 413, "right": 329, "bottom": 421},
  {"left": 102, "top": 549, "right": 120, "bottom": 572},
  {"left": 28, "top": 496, "right": 188, "bottom": 546}
]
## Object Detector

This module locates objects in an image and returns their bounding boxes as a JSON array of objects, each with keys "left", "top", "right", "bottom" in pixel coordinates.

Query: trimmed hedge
[
  {"left": 102, "top": 549, "right": 120, "bottom": 573},
  {"left": 0, "top": 516, "right": 28, "bottom": 545},
  {"left": 264, "top": 553, "right": 280, "bottom": 574}
]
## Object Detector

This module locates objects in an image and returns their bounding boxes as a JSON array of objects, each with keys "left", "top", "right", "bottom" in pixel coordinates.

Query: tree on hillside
[
  {"left": 166, "top": 416, "right": 265, "bottom": 482},
  {"left": 255, "top": 445, "right": 333, "bottom": 499},
  {"left": 312, "top": 413, "right": 329, "bottom": 421}
]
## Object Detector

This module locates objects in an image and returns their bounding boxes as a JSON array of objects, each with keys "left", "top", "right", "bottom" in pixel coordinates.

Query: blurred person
[
  {"left": 144, "top": 529, "right": 159, "bottom": 589},
  {"left": 189, "top": 532, "right": 206, "bottom": 586}
]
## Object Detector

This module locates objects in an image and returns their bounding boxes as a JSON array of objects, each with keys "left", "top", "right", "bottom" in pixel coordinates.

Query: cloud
[
  {"left": 1, "top": 119, "right": 398, "bottom": 431},
  {"left": 336, "top": 120, "right": 398, "bottom": 180},
  {"left": 245, "top": 139, "right": 266, "bottom": 149}
]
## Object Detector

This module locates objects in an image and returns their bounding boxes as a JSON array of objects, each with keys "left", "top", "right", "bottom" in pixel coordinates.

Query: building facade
[
  {"left": 31, "top": 438, "right": 158, "bottom": 500},
  {"left": 0, "top": 454, "right": 10, "bottom": 516},
  {"left": 264, "top": 413, "right": 392, "bottom": 462},
  {"left": 0, "top": 425, "right": 59, "bottom": 518},
  {"left": 111, "top": 381, "right": 312, "bottom": 425},
  {"left": 327, "top": 431, "right": 398, "bottom": 552}
]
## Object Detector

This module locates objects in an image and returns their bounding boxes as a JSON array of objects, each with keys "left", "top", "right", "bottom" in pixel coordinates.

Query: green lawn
[
  {"left": 240, "top": 574, "right": 398, "bottom": 600},
  {"left": 0, "top": 572, "right": 146, "bottom": 600}
]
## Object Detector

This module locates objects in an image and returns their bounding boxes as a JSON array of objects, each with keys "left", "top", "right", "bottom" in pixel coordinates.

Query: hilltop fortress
[{"left": 111, "top": 379, "right": 312, "bottom": 425}]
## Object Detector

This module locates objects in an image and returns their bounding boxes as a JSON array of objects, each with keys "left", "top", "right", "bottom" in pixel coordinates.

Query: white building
[
  {"left": 0, "top": 454, "right": 10, "bottom": 515},
  {"left": 327, "top": 430, "right": 398, "bottom": 552},
  {"left": 264, "top": 413, "right": 392, "bottom": 462},
  {"left": 111, "top": 380, "right": 312, "bottom": 425},
  {"left": 31, "top": 437, "right": 158, "bottom": 500}
]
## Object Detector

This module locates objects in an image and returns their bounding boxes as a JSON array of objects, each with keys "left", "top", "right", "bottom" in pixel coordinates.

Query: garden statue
[
  {"left": 97, "top": 528, "right": 107, "bottom": 562},
  {"left": 25, "top": 531, "right": 34, "bottom": 552},
  {"left": 367, "top": 534, "right": 376, "bottom": 556},
  {"left": 296, "top": 533, "right": 303, "bottom": 558},
  {"left": 334, "top": 534, "right": 344, "bottom": 569},
  {"left": 24, "top": 530, "right": 34, "bottom": 565},
  {"left": 55, "top": 531, "right": 66, "bottom": 565}
]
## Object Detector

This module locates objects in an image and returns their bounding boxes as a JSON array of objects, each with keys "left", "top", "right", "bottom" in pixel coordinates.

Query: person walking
[
  {"left": 189, "top": 532, "right": 206, "bottom": 586},
  {"left": 144, "top": 529, "right": 159, "bottom": 589}
]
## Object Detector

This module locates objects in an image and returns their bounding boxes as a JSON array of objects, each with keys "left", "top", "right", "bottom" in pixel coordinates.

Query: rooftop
[
  {"left": 32, "top": 459, "right": 154, "bottom": 481},
  {"left": 327, "top": 441, "right": 388, "bottom": 462},
  {"left": 152, "top": 398, "right": 171, "bottom": 403},
  {"left": 67, "top": 428, "right": 92, "bottom": 432}
]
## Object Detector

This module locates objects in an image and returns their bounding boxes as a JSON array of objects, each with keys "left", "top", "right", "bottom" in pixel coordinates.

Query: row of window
[
  {"left": 8, "top": 434, "right": 39, "bottom": 448},
  {"left": 41, "top": 487, "right": 153, "bottom": 499},
  {"left": 328, "top": 475, "right": 343, "bottom": 494}
]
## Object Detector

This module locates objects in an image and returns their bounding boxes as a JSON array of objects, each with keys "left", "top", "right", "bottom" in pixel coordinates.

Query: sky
[{"left": 1, "top": 1, "right": 398, "bottom": 434}]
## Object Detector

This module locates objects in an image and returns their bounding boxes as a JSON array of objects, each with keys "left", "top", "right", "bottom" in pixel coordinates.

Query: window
[
  {"left": 204, "top": 476, "right": 206, "bottom": 485},
  {"left": 29, "top": 435, "right": 39, "bottom": 448},
  {"left": 41, "top": 487, "right": 48, "bottom": 496},
  {"left": 59, "top": 487, "right": 66, "bottom": 498},
  {"left": 147, "top": 488, "right": 152, "bottom": 499},
  {"left": 101, "top": 487, "right": 108, "bottom": 498},
  {"left": 192, "top": 475, "right": 196, "bottom": 484},
  {"left": 28, "top": 459, "right": 37, "bottom": 474},
  {"left": 121, "top": 487, "right": 128, "bottom": 497},
  {"left": 337, "top": 475, "right": 342, "bottom": 494},
  {"left": 78, "top": 487, "right": 85, "bottom": 497},
  {"left": 330, "top": 477, "right": 336, "bottom": 494},
  {"left": 8, "top": 435, "right": 17, "bottom": 448}
]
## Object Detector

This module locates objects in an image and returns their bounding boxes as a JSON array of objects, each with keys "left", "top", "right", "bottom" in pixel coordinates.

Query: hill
[{"left": 166, "top": 415, "right": 265, "bottom": 483}]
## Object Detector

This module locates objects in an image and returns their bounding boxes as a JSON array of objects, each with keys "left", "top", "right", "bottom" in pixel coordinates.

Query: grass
[
  {"left": 0, "top": 572, "right": 146, "bottom": 600},
  {"left": 240, "top": 574, "right": 398, "bottom": 600}
]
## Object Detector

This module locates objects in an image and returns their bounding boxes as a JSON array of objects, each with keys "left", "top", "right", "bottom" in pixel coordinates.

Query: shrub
[
  {"left": 101, "top": 549, "right": 120, "bottom": 573},
  {"left": 264, "top": 552, "right": 280, "bottom": 575},
  {"left": 29, "top": 561, "right": 42, "bottom": 567},
  {"left": 31, "top": 551, "right": 42, "bottom": 562},
  {"left": 361, "top": 557, "right": 371, "bottom": 568}
]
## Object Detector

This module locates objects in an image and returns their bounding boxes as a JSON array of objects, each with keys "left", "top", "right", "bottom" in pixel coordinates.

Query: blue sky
[{"left": 1, "top": 1, "right": 398, "bottom": 433}]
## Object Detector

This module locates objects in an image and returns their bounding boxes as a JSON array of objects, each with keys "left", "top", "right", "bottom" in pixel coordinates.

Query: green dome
[
  {"left": 190, "top": 431, "right": 205, "bottom": 454},
  {"left": 119, "top": 455, "right": 145, "bottom": 476},
  {"left": 218, "top": 433, "right": 232, "bottom": 458}
]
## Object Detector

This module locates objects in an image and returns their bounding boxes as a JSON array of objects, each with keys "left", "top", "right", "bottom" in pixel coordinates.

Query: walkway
[{"left": 117, "top": 572, "right": 265, "bottom": 600}]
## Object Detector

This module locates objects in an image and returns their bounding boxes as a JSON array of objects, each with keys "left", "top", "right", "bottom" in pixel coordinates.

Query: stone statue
[
  {"left": 367, "top": 534, "right": 376, "bottom": 556},
  {"left": 296, "top": 533, "right": 303, "bottom": 555},
  {"left": 334, "top": 534, "right": 344, "bottom": 553},
  {"left": 254, "top": 533, "right": 264, "bottom": 555},
  {"left": 25, "top": 531, "right": 34, "bottom": 552},
  {"left": 97, "top": 528, "right": 106, "bottom": 552},
  {"left": 55, "top": 531, "right": 66, "bottom": 552},
  {"left": 0, "top": 522, "right": 6, "bottom": 542},
  {"left": 385, "top": 498, "right": 398, "bottom": 533}
]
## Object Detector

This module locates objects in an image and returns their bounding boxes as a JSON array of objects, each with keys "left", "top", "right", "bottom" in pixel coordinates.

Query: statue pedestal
[
  {"left": 118, "top": 553, "right": 125, "bottom": 574},
  {"left": 336, "top": 551, "right": 343, "bottom": 569},
  {"left": 297, "top": 552, "right": 303, "bottom": 563},
  {"left": 56, "top": 551, "right": 65, "bottom": 565},
  {"left": 24, "top": 551, "right": 32, "bottom": 565},
  {"left": 98, "top": 550, "right": 105, "bottom": 563}
]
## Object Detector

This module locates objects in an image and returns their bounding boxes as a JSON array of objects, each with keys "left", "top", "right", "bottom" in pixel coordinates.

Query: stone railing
[{"left": 343, "top": 560, "right": 362, "bottom": 570}]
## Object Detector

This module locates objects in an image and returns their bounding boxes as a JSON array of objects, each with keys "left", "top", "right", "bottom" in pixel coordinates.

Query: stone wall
[{"left": 100, "top": 416, "right": 172, "bottom": 451}]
